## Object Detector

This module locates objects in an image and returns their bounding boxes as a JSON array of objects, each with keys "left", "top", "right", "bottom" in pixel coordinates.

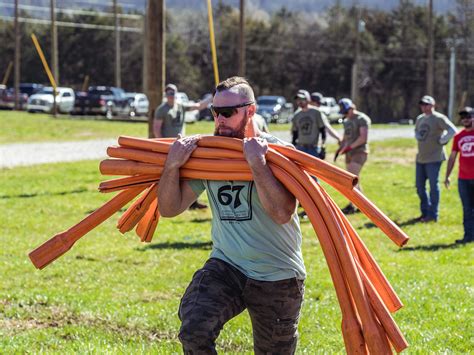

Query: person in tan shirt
[
  {"left": 337, "top": 98, "right": 371, "bottom": 214},
  {"left": 414, "top": 95, "right": 457, "bottom": 222}
]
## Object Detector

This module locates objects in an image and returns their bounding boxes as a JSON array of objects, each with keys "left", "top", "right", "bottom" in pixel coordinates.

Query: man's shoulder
[
  {"left": 156, "top": 102, "right": 169, "bottom": 112},
  {"left": 355, "top": 112, "right": 371, "bottom": 125},
  {"left": 433, "top": 111, "right": 449, "bottom": 120}
]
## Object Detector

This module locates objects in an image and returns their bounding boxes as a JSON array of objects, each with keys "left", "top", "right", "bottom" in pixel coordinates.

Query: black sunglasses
[{"left": 210, "top": 101, "right": 254, "bottom": 118}]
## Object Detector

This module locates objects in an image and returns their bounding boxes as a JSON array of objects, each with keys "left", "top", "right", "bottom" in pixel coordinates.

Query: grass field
[
  {"left": 0, "top": 110, "right": 403, "bottom": 144},
  {"left": 0, "top": 113, "right": 472, "bottom": 353}
]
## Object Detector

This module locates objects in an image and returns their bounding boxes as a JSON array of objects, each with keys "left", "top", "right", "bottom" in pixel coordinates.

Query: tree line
[{"left": 0, "top": 0, "right": 472, "bottom": 122}]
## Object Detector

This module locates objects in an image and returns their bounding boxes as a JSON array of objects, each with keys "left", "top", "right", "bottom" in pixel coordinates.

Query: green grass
[
  {"left": 0, "top": 110, "right": 401, "bottom": 144},
  {"left": 1, "top": 137, "right": 472, "bottom": 353}
]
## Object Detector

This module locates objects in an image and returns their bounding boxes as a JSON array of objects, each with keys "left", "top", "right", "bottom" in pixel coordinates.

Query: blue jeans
[
  {"left": 416, "top": 161, "right": 442, "bottom": 220},
  {"left": 458, "top": 179, "right": 474, "bottom": 241},
  {"left": 296, "top": 145, "right": 322, "bottom": 158}
]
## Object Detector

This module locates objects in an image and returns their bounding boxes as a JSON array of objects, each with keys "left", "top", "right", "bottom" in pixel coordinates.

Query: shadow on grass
[
  {"left": 137, "top": 241, "right": 213, "bottom": 251},
  {"left": 0, "top": 187, "right": 88, "bottom": 199},
  {"left": 191, "top": 218, "right": 212, "bottom": 223},
  {"left": 396, "top": 217, "right": 425, "bottom": 227},
  {"left": 398, "top": 242, "right": 461, "bottom": 252}
]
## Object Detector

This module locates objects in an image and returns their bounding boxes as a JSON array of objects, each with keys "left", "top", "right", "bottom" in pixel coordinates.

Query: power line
[
  {"left": 0, "top": 15, "right": 143, "bottom": 33},
  {"left": 0, "top": 2, "right": 143, "bottom": 19}
]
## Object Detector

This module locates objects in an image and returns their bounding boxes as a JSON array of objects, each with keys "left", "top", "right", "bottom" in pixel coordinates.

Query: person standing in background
[
  {"left": 414, "top": 95, "right": 457, "bottom": 222},
  {"left": 444, "top": 107, "right": 474, "bottom": 243},
  {"left": 154, "top": 83, "right": 211, "bottom": 209},
  {"left": 337, "top": 98, "right": 371, "bottom": 214}
]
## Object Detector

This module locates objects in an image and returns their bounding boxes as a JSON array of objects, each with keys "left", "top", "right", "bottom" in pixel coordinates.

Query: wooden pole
[
  {"left": 81, "top": 75, "right": 90, "bottom": 92},
  {"left": 207, "top": 0, "right": 219, "bottom": 86},
  {"left": 351, "top": 6, "right": 361, "bottom": 103},
  {"left": 2, "top": 61, "right": 13, "bottom": 86},
  {"left": 238, "top": 0, "right": 245, "bottom": 77},
  {"left": 114, "top": 0, "right": 121, "bottom": 88},
  {"left": 146, "top": 0, "right": 165, "bottom": 138},
  {"left": 426, "top": 0, "right": 434, "bottom": 95},
  {"left": 14, "top": 0, "right": 20, "bottom": 110},
  {"left": 50, "top": 0, "right": 58, "bottom": 116}
]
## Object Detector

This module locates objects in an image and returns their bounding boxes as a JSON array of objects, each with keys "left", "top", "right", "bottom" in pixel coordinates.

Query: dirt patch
[{"left": 0, "top": 302, "right": 176, "bottom": 341}]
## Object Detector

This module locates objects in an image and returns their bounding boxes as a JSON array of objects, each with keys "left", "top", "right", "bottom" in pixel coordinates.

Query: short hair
[{"left": 215, "top": 76, "right": 255, "bottom": 102}]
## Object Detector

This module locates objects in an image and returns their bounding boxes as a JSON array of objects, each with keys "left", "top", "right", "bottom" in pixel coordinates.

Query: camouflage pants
[{"left": 178, "top": 258, "right": 305, "bottom": 355}]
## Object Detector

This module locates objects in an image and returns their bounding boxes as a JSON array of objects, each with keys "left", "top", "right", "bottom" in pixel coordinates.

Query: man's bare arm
[
  {"left": 324, "top": 122, "right": 342, "bottom": 143},
  {"left": 157, "top": 135, "right": 201, "bottom": 217},
  {"left": 444, "top": 150, "right": 458, "bottom": 189},
  {"left": 243, "top": 138, "right": 297, "bottom": 224}
]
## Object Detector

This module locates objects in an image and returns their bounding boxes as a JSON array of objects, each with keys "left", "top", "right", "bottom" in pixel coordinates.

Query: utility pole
[
  {"left": 426, "top": 0, "right": 434, "bottom": 95},
  {"left": 142, "top": 14, "right": 147, "bottom": 93},
  {"left": 51, "top": 0, "right": 58, "bottom": 116},
  {"left": 50, "top": 0, "right": 58, "bottom": 83},
  {"left": 14, "top": 0, "right": 20, "bottom": 110},
  {"left": 238, "top": 0, "right": 245, "bottom": 77},
  {"left": 146, "top": 0, "right": 165, "bottom": 138},
  {"left": 351, "top": 7, "right": 363, "bottom": 103},
  {"left": 114, "top": 0, "right": 121, "bottom": 88},
  {"left": 448, "top": 44, "right": 455, "bottom": 121}
]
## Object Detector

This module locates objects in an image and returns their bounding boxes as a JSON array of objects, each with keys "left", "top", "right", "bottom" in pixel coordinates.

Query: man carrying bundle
[{"left": 157, "top": 76, "right": 306, "bottom": 354}]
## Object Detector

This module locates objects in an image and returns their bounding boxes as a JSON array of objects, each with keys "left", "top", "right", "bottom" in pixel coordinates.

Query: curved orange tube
[{"left": 29, "top": 186, "right": 147, "bottom": 269}]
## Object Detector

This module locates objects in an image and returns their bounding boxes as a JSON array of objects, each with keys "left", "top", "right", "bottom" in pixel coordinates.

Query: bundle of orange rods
[{"left": 29, "top": 135, "right": 410, "bottom": 354}]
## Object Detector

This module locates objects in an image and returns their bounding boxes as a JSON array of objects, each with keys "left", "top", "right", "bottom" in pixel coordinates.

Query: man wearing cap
[
  {"left": 337, "top": 98, "right": 371, "bottom": 214},
  {"left": 157, "top": 76, "right": 306, "bottom": 354},
  {"left": 153, "top": 84, "right": 210, "bottom": 139},
  {"left": 414, "top": 95, "right": 457, "bottom": 222},
  {"left": 291, "top": 90, "right": 341, "bottom": 160},
  {"left": 154, "top": 83, "right": 211, "bottom": 209},
  {"left": 444, "top": 107, "right": 474, "bottom": 243}
]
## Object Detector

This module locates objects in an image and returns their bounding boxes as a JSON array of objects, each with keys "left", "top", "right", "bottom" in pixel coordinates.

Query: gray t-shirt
[
  {"left": 291, "top": 107, "right": 327, "bottom": 146},
  {"left": 154, "top": 102, "right": 185, "bottom": 137},
  {"left": 343, "top": 112, "right": 371, "bottom": 154},
  {"left": 187, "top": 133, "right": 306, "bottom": 281},
  {"left": 415, "top": 111, "right": 455, "bottom": 163}
]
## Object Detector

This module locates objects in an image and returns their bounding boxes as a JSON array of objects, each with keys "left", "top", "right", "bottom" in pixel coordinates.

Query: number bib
[{"left": 207, "top": 181, "right": 254, "bottom": 221}]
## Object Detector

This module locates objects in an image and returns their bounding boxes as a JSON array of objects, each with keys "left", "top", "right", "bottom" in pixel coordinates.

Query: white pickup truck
[{"left": 320, "top": 96, "right": 344, "bottom": 124}]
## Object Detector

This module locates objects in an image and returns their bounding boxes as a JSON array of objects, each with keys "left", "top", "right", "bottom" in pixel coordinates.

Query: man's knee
[{"left": 179, "top": 319, "right": 217, "bottom": 354}]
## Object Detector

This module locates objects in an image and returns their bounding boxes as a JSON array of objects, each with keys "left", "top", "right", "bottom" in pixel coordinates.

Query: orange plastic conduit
[{"left": 29, "top": 186, "right": 147, "bottom": 269}]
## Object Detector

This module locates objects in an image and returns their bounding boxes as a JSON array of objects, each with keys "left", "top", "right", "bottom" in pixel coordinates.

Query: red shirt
[{"left": 451, "top": 129, "right": 474, "bottom": 179}]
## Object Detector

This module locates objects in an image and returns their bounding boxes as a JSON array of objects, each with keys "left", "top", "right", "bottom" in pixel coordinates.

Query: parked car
[
  {"left": 125, "top": 92, "right": 149, "bottom": 117},
  {"left": 256, "top": 95, "right": 294, "bottom": 123},
  {"left": 73, "top": 86, "right": 129, "bottom": 118},
  {"left": 0, "top": 87, "right": 28, "bottom": 109},
  {"left": 26, "top": 87, "right": 75, "bottom": 113},
  {"left": 320, "top": 96, "right": 343, "bottom": 124},
  {"left": 20, "top": 83, "right": 44, "bottom": 97}
]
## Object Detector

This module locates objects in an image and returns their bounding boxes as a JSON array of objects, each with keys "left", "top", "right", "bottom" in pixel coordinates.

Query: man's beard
[{"left": 214, "top": 112, "right": 249, "bottom": 139}]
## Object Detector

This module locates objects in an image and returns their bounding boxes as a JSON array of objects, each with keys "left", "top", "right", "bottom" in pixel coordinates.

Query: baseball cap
[
  {"left": 419, "top": 95, "right": 435, "bottom": 105},
  {"left": 458, "top": 106, "right": 472, "bottom": 116},
  {"left": 338, "top": 98, "right": 353, "bottom": 114},
  {"left": 311, "top": 92, "right": 323, "bottom": 103},
  {"left": 294, "top": 90, "right": 310, "bottom": 101},
  {"left": 165, "top": 83, "right": 178, "bottom": 94}
]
